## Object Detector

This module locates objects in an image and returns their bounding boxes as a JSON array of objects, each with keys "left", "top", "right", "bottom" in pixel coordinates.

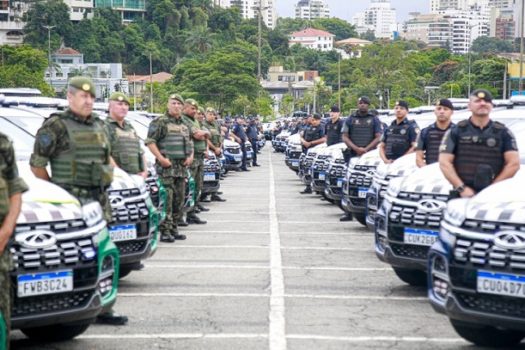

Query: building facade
[
  {"left": 288, "top": 28, "right": 335, "bottom": 51},
  {"left": 214, "top": 0, "right": 276, "bottom": 29},
  {"left": 294, "top": 0, "right": 330, "bottom": 20},
  {"left": 352, "top": 0, "right": 397, "bottom": 39}
]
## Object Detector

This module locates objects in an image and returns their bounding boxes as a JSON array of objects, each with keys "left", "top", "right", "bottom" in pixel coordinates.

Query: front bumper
[
  {"left": 428, "top": 242, "right": 525, "bottom": 332},
  {"left": 324, "top": 175, "right": 344, "bottom": 201},
  {"left": 202, "top": 171, "right": 221, "bottom": 194}
]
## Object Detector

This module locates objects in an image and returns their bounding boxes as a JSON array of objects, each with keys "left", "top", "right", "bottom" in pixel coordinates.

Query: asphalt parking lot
[{"left": 11, "top": 145, "right": 487, "bottom": 349}]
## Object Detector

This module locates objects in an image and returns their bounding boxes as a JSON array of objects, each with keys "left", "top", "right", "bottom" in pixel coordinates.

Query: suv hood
[
  {"left": 17, "top": 162, "right": 83, "bottom": 224},
  {"left": 224, "top": 139, "right": 239, "bottom": 148},
  {"left": 356, "top": 149, "right": 383, "bottom": 167},
  {"left": 288, "top": 133, "right": 301, "bottom": 146},
  {"left": 376, "top": 153, "right": 417, "bottom": 179},
  {"left": 398, "top": 163, "right": 450, "bottom": 195}
]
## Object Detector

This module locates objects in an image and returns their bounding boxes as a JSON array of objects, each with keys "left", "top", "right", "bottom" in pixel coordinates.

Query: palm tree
[
  {"left": 68, "top": 67, "right": 91, "bottom": 78},
  {"left": 184, "top": 26, "right": 216, "bottom": 54}
]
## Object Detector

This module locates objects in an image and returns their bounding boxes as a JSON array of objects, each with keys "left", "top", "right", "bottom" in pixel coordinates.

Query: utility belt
[
  {"left": 62, "top": 185, "right": 108, "bottom": 199},
  {"left": 194, "top": 152, "right": 205, "bottom": 159}
]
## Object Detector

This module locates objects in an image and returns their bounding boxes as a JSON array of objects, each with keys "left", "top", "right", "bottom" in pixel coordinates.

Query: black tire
[
  {"left": 451, "top": 320, "right": 525, "bottom": 347},
  {"left": 119, "top": 266, "right": 134, "bottom": 279},
  {"left": 354, "top": 213, "right": 367, "bottom": 226},
  {"left": 392, "top": 267, "right": 427, "bottom": 286},
  {"left": 22, "top": 322, "right": 91, "bottom": 342}
]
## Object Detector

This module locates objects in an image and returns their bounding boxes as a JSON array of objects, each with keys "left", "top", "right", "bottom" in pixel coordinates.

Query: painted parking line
[{"left": 268, "top": 150, "right": 287, "bottom": 350}]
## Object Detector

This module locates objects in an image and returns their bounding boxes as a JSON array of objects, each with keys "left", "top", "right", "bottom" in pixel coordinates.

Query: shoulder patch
[{"left": 457, "top": 120, "right": 469, "bottom": 128}]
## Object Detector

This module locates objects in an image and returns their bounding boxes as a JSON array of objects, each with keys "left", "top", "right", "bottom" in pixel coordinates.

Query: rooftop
[{"left": 290, "top": 28, "right": 335, "bottom": 38}]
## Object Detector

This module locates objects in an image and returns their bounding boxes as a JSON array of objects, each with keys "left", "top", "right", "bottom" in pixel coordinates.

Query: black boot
[
  {"left": 96, "top": 311, "right": 128, "bottom": 326},
  {"left": 171, "top": 227, "right": 186, "bottom": 240},
  {"left": 160, "top": 232, "right": 175, "bottom": 242},
  {"left": 178, "top": 218, "right": 188, "bottom": 227},
  {"left": 211, "top": 194, "right": 226, "bottom": 202},
  {"left": 300, "top": 186, "right": 312, "bottom": 194},
  {"left": 339, "top": 213, "right": 353, "bottom": 222},
  {"left": 187, "top": 212, "right": 207, "bottom": 224},
  {"left": 196, "top": 204, "right": 210, "bottom": 212}
]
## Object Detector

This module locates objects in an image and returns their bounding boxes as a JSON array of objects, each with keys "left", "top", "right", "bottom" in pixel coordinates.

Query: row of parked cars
[
  {"left": 0, "top": 90, "right": 251, "bottom": 343},
  {"left": 276, "top": 97, "right": 525, "bottom": 347}
]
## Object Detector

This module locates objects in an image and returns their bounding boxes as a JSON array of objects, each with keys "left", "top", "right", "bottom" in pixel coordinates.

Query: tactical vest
[
  {"left": 50, "top": 116, "right": 113, "bottom": 188},
  {"left": 349, "top": 115, "right": 375, "bottom": 147},
  {"left": 111, "top": 123, "right": 142, "bottom": 174},
  {"left": 424, "top": 125, "right": 449, "bottom": 165},
  {"left": 158, "top": 119, "right": 190, "bottom": 160},
  {"left": 0, "top": 177, "right": 8, "bottom": 220},
  {"left": 204, "top": 121, "right": 221, "bottom": 147},
  {"left": 304, "top": 125, "right": 323, "bottom": 142},
  {"left": 326, "top": 119, "right": 343, "bottom": 146},
  {"left": 453, "top": 120, "right": 505, "bottom": 191},
  {"left": 185, "top": 116, "right": 206, "bottom": 154},
  {"left": 385, "top": 121, "right": 411, "bottom": 160}
]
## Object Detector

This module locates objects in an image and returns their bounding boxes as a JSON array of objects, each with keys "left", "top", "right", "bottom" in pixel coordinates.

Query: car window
[
  {"left": 0, "top": 117, "right": 35, "bottom": 161},
  {"left": 4, "top": 115, "right": 45, "bottom": 136}
]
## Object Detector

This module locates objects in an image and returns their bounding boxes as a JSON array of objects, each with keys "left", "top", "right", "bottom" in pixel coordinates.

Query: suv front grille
[
  {"left": 13, "top": 289, "right": 95, "bottom": 318},
  {"left": 226, "top": 147, "right": 240, "bottom": 154},
  {"left": 461, "top": 219, "right": 525, "bottom": 234},
  {"left": 11, "top": 238, "right": 96, "bottom": 271},
  {"left": 15, "top": 219, "right": 87, "bottom": 235},
  {"left": 110, "top": 199, "right": 149, "bottom": 224},
  {"left": 453, "top": 238, "right": 525, "bottom": 272},
  {"left": 108, "top": 188, "right": 141, "bottom": 198},
  {"left": 390, "top": 242, "right": 429, "bottom": 259},
  {"left": 397, "top": 191, "right": 449, "bottom": 202},
  {"left": 388, "top": 202, "right": 442, "bottom": 228},
  {"left": 456, "top": 292, "right": 525, "bottom": 319}
]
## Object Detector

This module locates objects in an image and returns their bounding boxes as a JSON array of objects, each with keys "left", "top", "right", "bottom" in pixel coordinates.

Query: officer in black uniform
[
  {"left": 379, "top": 100, "right": 419, "bottom": 164},
  {"left": 342, "top": 96, "right": 383, "bottom": 161},
  {"left": 246, "top": 117, "right": 260, "bottom": 166},
  {"left": 300, "top": 113, "right": 326, "bottom": 194},
  {"left": 416, "top": 98, "right": 455, "bottom": 167},
  {"left": 440, "top": 89, "right": 519, "bottom": 198},
  {"left": 233, "top": 116, "right": 249, "bottom": 171},
  {"left": 325, "top": 105, "right": 345, "bottom": 146}
]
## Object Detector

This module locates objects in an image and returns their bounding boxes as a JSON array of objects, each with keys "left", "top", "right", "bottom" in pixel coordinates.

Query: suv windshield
[{"left": 0, "top": 117, "right": 35, "bottom": 161}]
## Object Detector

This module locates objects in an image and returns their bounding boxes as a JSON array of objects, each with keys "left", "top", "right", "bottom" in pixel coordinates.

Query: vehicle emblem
[
  {"left": 494, "top": 231, "right": 525, "bottom": 250},
  {"left": 16, "top": 230, "right": 57, "bottom": 249},
  {"left": 417, "top": 199, "right": 446, "bottom": 213},
  {"left": 109, "top": 195, "right": 125, "bottom": 208}
]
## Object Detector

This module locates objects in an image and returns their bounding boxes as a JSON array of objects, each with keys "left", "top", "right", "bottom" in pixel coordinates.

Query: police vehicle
[
  {"left": 428, "top": 170, "right": 525, "bottom": 347},
  {"left": 284, "top": 133, "right": 302, "bottom": 172},
  {"left": 299, "top": 143, "right": 327, "bottom": 187},
  {"left": 223, "top": 138, "right": 243, "bottom": 170},
  {"left": 0, "top": 114, "right": 119, "bottom": 341},
  {"left": 310, "top": 147, "right": 332, "bottom": 195},
  {"left": 375, "top": 111, "right": 525, "bottom": 286},
  {"left": 272, "top": 130, "right": 291, "bottom": 153},
  {"left": 202, "top": 151, "right": 221, "bottom": 195},
  {"left": 324, "top": 143, "right": 349, "bottom": 203}
]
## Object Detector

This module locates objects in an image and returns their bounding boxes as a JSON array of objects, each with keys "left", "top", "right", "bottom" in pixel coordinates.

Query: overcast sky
[{"left": 276, "top": 0, "right": 429, "bottom": 22}]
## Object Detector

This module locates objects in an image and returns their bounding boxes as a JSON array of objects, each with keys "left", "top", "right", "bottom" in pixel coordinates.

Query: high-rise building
[
  {"left": 214, "top": 0, "right": 277, "bottom": 29},
  {"left": 0, "top": 0, "right": 26, "bottom": 45},
  {"left": 94, "top": 0, "right": 146, "bottom": 22},
  {"left": 351, "top": 0, "right": 397, "bottom": 39},
  {"left": 294, "top": 0, "right": 330, "bottom": 20},
  {"left": 64, "top": 0, "right": 94, "bottom": 21}
]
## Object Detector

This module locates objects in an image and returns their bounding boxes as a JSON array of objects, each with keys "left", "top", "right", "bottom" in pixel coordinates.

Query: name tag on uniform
[
  {"left": 116, "top": 128, "right": 137, "bottom": 139},
  {"left": 168, "top": 124, "right": 182, "bottom": 133}
]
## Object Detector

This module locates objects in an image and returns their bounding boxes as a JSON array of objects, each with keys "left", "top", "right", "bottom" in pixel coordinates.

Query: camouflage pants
[
  {"left": 0, "top": 252, "right": 11, "bottom": 350},
  {"left": 189, "top": 155, "right": 204, "bottom": 210},
  {"left": 158, "top": 161, "right": 187, "bottom": 233}
]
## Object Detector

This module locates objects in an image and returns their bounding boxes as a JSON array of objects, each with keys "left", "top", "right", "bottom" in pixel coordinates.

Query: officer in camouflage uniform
[
  {"left": 182, "top": 99, "right": 210, "bottom": 224},
  {"left": 202, "top": 108, "right": 226, "bottom": 202},
  {"left": 104, "top": 92, "right": 148, "bottom": 178},
  {"left": 440, "top": 89, "right": 520, "bottom": 198},
  {"left": 0, "top": 133, "right": 27, "bottom": 348},
  {"left": 30, "top": 77, "right": 128, "bottom": 325},
  {"left": 146, "top": 94, "right": 194, "bottom": 241}
]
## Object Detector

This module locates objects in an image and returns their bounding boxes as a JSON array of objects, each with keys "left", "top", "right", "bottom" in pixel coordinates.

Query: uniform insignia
[
  {"left": 400, "top": 129, "right": 406, "bottom": 135},
  {"left": 82, "top": 83, "right": 90, "bottom": 91},
  {"left": 477, "top": 92, "right": 485, "bottom": 99},
  {"left": 472, "top": 136, "right": 479, "bottom": 143},
  {"left": 486, "top": 138, "right": 497, "bottom": 147},
  {"left": 439, "top": 144, "right": 447, "bottom": 152},
  {"left": 37, "top": 133, "right": 53, "bottom": 151},
  {"left": 367, "top": 119, "right": 372, "bottom": 125},
  {"left": 118, "top": 96, "right": 124, "bottom": 101},
  {"left": 148, "top": 123, "right": 158, "bottom": 135}
]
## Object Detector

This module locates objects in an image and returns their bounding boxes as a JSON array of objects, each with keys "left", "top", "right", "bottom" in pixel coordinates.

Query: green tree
[
  {"left": 471, "top": 36, "right": 514, "bottom": 54},
  {"left": 185, "top": 26, "right": 216, "bottom": 53},
  {"left": 312, "top": 18, "right": 357, "bottom": 41}
]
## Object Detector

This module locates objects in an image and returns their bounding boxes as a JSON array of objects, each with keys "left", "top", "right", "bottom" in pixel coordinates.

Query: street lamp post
[
  {"left": 253, "top": 4, "right": 270, "bottom": 81},
  {"left": 42, "top": 25, "right": 55, "bottom": 83},
  {"left": 149, "top": 52, "right": 153, "bottom": 113}
]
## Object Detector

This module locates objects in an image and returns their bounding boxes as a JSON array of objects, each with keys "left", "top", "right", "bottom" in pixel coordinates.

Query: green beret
[
  {"left": 198, "top": 106, "right": 205, "bottom": 114},
  {"left": 168, "top": 93, "right": 184, "bottom": 104},
  {"left": 69, "top": 76, "right": 96, "bottom": 97},
  {"left": 206, "top": 107, "right": 216, "bottom": 114},
  {"left": 109, "top": 92, "right": 130, "bottom": 105},
  {"left": 185, "top": 98, "right": 199, "bottom": 108}
]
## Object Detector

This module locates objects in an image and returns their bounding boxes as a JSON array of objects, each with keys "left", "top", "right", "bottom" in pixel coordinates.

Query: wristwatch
[{"left": 454, "top": 184, "right": 466, "bottom": 193}]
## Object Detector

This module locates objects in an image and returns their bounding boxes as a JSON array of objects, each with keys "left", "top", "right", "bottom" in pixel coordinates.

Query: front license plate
[
  {"left": 18, "top": 270, "right": 73, "bottom": 298},
  {"left": 319, "top": 172, "right": 326, "bottom": 180},
  {"left": 204, "top": 172, "right": 216, "bottom": 181},
  {"left": 292, "top": 161, "right": 299, "bottom": 167},
  {"left": 109, "top": 224, "right": 137, "bottom": 242},
  {"left": 403, "top": 228, "right": 438, "bottom": 246},
  {"left": 477, "top": 271, "right": 525, "bottom": 298},
  {"left": 337, "top": 179, "right": 343, "bottom": 187},
  {"left": 358, "top": 187, "right": 368, "bottom": 198}
]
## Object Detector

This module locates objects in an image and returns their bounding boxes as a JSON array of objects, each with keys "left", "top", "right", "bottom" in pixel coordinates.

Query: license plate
[
  {"left": 477, "top": 271, "right": 525, "bottom": 299},
  {"left": 109, "top": 224, "right": 137, "bottom": 242},
  {"left": 234, "top": 155, "right": 242, "bottom": 162},
  {"left": 358, "top": 187, "right": 368, "bottom": 198},
  {"left": 403, "top": 228, "right": 438, "bottom": 246},
  {"left": 337, "top": 179, "right": 343, "bottom": 187},
  {"left": 204, "top": 172, "right": 216, "bottom": 181},
  {"left": 18, "top": 270, "right": 73, "bottom": 298},
  {"left": 319, "top": 172, "right": 326, "bottom": 180},
  {"left": 292, "top": 161, "right": 299, "bottom": 167}
]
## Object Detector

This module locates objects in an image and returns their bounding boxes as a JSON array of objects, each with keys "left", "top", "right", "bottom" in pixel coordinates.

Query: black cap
[
  {"left": 395, "top": 100, "right": 409, "bottom": 110},
  {"left": 330, "top": 105, "right": 340, "bottom": 112},
  {"left": 471, "top": 89, "right": 493, "bottom": 103},
  {"left": 436, "top": 98, "right": 454, "bottom": 110},
  {"left": 358, "top": 96, "right": 371, "bottom": 105},
  {"left": 312, "top": 113, "right": 322, "bottom": 120}
]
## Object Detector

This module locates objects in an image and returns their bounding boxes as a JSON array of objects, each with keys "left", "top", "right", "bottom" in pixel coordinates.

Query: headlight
[
  {"left": 82, "top": 201, "right": 104, "bottom": 227},
  {"left": 443, "top": 198, "right": 468, "bottom": 227},
  {"left": 386, "top": 177, "right": 404, "bottom": 198}
]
